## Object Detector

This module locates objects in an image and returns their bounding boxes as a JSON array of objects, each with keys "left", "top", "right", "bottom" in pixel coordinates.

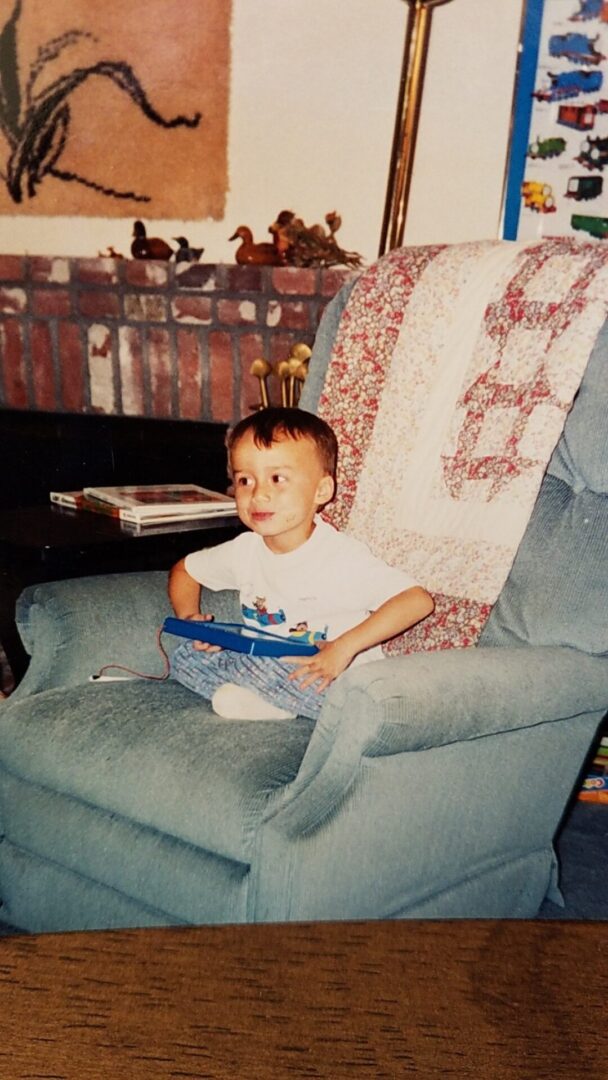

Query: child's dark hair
[{"left": 227, "top": 407, "right": 338, "bottom": 477}]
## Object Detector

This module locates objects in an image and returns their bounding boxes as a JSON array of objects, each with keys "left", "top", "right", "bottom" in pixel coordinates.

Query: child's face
[{"left": 230, "top": 430, "right": 334, "bottom": 553}]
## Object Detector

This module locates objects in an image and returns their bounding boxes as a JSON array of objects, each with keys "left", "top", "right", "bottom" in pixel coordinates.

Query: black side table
[{"left": 0, "top": 505, "right": 242, "bottom": 688}]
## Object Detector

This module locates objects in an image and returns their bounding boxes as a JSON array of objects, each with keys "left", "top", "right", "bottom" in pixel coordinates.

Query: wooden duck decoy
[
  {"left": 173, "top": 236, "right": 204, "bottom": 263},
  {"left": 269, "top": 210, "right": 304, "bottom": 261},
  {"left": 97, "top": 246, "right": 124, "bottom": 259},
  {"left": 229, "top": 226, "right": 283, "bottom": 266},
  {"left": 131, "top": 220, "right": 174, "bottom": 261}
]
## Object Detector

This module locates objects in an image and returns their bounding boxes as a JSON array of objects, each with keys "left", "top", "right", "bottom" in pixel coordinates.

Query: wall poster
[
  {"left": 503, "top": 0, "right": 608, "bottom": 241},
  {"left": 0, "top": 0, "right": 232, "bottom": 220}
]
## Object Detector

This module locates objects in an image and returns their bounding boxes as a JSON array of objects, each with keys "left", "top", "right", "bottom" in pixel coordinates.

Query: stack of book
[{"left": 50, "top": 484, "right": 237, "bottom": 527}]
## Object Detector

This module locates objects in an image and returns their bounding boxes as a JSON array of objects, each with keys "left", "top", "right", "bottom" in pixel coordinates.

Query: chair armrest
[
  {"left": 11, "top": 572, "right": 240, "bottom": 698},
  {"left": 269, "top": 645, "right": 608, "bottom": 837},
  {"left": 329, "top": 644, "right": 608, "bottom": 752}
]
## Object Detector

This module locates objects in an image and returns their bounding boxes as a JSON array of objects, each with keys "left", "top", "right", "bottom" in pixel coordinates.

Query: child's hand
[
  {"left": 283, "top": 640, "right": 354, "bottom": 693},
  {"left": 186, "top": 613, "right": 223, "bottom": 652}
]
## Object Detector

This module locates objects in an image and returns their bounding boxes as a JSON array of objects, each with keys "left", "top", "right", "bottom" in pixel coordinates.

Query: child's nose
[{"left": 253, "top": 480, "right": 271, "bottom": 502}]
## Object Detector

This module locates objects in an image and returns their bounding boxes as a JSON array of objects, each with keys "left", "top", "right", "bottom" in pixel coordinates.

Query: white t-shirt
[{"left": 185, "top": 518, "right": 418, "bottom": 665}]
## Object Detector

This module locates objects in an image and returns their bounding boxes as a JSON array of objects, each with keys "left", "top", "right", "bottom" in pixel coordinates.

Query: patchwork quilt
[{"left": 318, "top": 238, "right": 608, "bottom": 653}]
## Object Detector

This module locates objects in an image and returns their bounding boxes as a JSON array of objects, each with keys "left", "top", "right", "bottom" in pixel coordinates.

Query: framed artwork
[
  {"left": 503, "top": 0, "right": 608, "bottom": 241},
  {"left": 0, "top": 0, "right": 232, "bottom": 219}
]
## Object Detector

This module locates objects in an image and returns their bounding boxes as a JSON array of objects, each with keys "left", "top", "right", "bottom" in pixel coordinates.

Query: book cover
[
  {"left": 81, "top": 483, "right": 236, "bottom": 521},
  {"left": 82, "top": 496, "right": 122, "bottom": 517},
  {"left": 51, "top": 491, "right": 122, "bottom": 517},
  {"left": 50, "top": 490, "right": 86, "bottom": 509},
  {"left": 118, "top": 505, "right": 238, "bottom": 526}
]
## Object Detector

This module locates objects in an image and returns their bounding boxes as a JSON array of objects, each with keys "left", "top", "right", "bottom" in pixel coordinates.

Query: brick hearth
[{"left": 0, "top": 256, "right": 355, "bottom": 425}]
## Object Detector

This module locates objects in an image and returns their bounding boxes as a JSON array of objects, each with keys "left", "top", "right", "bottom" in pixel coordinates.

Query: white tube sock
[{"left": 211, "top": 683, "right": 296, "bottom": 721}]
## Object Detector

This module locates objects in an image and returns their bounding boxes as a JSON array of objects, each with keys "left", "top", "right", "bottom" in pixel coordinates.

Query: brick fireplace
[{"left": 0, "top": 256, "right": 355, "bottom": 425}]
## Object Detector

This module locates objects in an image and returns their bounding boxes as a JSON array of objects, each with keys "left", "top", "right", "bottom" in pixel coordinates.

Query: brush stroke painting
[{"left": 0, "top": 0, "right": 231, "bottom": 218}]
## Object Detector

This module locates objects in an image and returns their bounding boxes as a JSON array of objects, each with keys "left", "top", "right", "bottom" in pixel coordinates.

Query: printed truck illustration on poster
[
  {"left": 572, "top": 213, "right": 608, "bottom": 236},
  {"left": 521, "top": 180, "right": 557, "bottom": 212},
  {"left": 570, "top": 0, "right": 608, "bottom": 22},
  {"left": 577, "top": 135, "right": 608, "bottom": 169},
  {"left": 558, "top": 103, "right": 596, "bottom": 128},
  {"left": 548, "top": 33, "right": 605, "bottom": 64},
  {"left": 533, "top": 69, "right": 603, "bottom": 102},
  {"left": 565, "top": 175, "right": 604, "bottom": 199},
  {"left": 528, "top": 135, "right": 567, "bottom": 158}
]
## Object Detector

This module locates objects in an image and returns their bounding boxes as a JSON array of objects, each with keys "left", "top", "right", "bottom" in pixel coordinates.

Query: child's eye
[
  {"left": 236, "top": 476, "right": 253, "bottom": 487},
  {"left": 271, "top": 474, "right": 286, "bottom": 484}
]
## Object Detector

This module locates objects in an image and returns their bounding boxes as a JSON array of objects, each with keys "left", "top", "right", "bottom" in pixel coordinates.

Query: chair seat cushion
[{"left": 0, "top": 680, "right": 315, "bottom": 864}]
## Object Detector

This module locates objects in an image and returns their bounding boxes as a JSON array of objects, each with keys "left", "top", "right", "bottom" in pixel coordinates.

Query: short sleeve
[
  {"left": 184, "top": 532, "right": 252, "bottom": 591},
  {"left": 347, "top": 537, "right": 420, "bottom": 611}
]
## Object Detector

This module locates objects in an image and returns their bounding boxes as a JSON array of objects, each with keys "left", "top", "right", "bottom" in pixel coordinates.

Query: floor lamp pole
[{"left": 379, "top": 0, "right": 454, "bottom": 256}]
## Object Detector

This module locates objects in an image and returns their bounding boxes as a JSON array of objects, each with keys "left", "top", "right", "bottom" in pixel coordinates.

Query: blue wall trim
[{"left": 502, "top": 0, "right": 545, "bottom": 240}]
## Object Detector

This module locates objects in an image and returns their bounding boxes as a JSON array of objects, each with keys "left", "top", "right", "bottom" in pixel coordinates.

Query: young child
[{"left": 168, "top": 407, "right": 434, "bottom": 720}]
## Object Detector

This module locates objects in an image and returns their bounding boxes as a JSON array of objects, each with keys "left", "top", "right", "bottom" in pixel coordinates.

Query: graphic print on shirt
[
  {"left": 288, "top": 620, "right": 328, "bottom": 645},
  {"left": 240, "top": 592, "right": 328, "bottom": 643},
  {"left": 241, "top": 596, "right": 286, "bottom": 627}
]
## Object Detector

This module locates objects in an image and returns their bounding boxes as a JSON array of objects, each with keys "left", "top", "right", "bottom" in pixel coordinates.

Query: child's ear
[{"left": 317, "top": 474, "right": 335, "bottom": 506}]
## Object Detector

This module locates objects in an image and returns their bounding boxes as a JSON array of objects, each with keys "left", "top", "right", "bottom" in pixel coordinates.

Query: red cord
[{"left": 94, "top": 626, "right": 171, "bottom": 681}]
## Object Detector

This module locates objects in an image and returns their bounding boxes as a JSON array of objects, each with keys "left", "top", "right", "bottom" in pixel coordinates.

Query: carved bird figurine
[
  {"left": 97, "top": 246, "right": 124, "bottom": 259},
  {"left": 325, "top": 211, "right": 342, "bottom": 236},
  {"left": 268, "top": 209, "right": 362, "bottom": 269},
  {"left": 131, "top": 220, "right": 174, "bottom": 260},
  {"left": 268, "top": 210, "right": 304, "bottom": 260},
  {"left": 173, "top": 236, "right": 204, "bottom": 264},
  {"left": 229, "top": 225, "right": 283, "bottom": 266}
]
